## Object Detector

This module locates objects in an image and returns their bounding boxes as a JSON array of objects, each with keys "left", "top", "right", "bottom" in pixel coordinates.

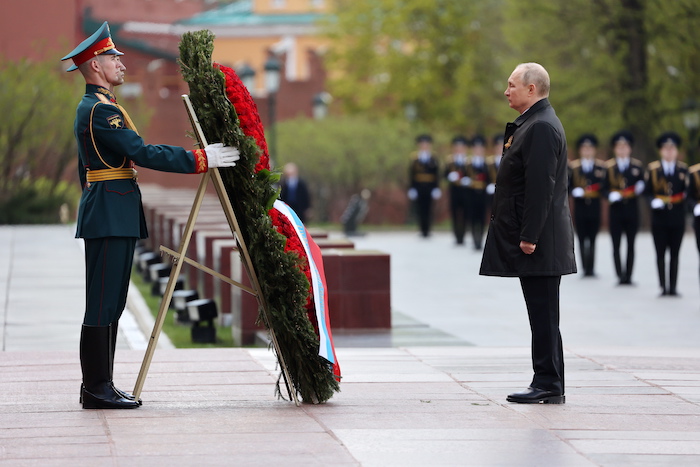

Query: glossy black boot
[
  {"left": 80, "top": 325, "right": 139, "bottom": 409},
  {"left": 110, "top": 322, "right": 142, "bottom": 405}
]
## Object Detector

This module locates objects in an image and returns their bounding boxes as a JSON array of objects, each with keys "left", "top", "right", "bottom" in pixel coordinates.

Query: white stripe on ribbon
[{"left": 272, "top": 200, "right": 334, "bottom": 363}]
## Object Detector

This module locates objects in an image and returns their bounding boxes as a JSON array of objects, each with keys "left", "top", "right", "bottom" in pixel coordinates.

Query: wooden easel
[{"left": 132, "top": 95, "right": 300, "bottom": 406}]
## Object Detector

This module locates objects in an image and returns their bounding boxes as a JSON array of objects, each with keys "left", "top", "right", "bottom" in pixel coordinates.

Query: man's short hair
[{"left": 515, "top": 63, "right": 550, "bottom": 97}]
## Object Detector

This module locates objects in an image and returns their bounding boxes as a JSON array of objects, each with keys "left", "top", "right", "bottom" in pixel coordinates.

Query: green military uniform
[
  {"left": 63, "top": 21, "right": 209, "bottom": 409},
  {"left": 75, "top": 84, "right": 207, "bottom": 326}
]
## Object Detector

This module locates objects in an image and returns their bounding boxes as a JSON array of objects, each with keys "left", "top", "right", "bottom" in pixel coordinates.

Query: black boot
[
  {"left": 110, "top": 323, "right": 142, "bottom": 405},
  {"left": 80, "top": 325, "right": 139, "bottom": 409}
]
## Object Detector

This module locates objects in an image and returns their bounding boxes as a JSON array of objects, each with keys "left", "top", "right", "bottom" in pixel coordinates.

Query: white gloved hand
[
  {"left": 634, "top": 179, "right": 645, "bottom": 195},
  {"left": 694, "top": 204, "right": 700, "bottom": 217},
  {"left": 447, "top": 171, "right": 460, "bottom": 183},
  {"left": 460, "top": 176, "right": 472, "bottom": 187},
  {"left": 407, "top": 188, "right": 418, "bottom": 201},
  {"left": 431, "top": 187, "right": 442, "bottom": 200},
  {"left": 205, "top": 143, "right": 240, "bottom": 169},
  {"left": 486, "top": 183, "right": 496, "bottom": 195},
  {"left": 608, "top": 191, "right": 622, "bottom": 203},
  {"left": 650, "top": 198, "right": 665, "bottom": 210},
  {"left": 571, "top": 187, "right": 585, "bottom": 198}
]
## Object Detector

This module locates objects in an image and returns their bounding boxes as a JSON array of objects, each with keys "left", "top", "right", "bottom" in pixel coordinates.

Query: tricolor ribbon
[{"left": 273, "top": 200, "right": 341, "bottom": 381}]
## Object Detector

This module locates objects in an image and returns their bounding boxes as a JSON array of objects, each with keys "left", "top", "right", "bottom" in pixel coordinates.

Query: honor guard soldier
[
  {"left": 464, "top": 135, "right": 490, "bottom": 249},
  {"left": 603, "top": 130, "right": 645, "bottom": 285},
  {"left": 408, "top": 134, "right": 441, "bottom": 237},
  {"left": 686, "top": 146, "right": 700, "bottom": 293},
  {"left": 568, "top": 134, "right": 605, "bottom": 277},
  {"left": 645, "top": 132, "right": 688, "bottom": 297},
  {"left": 62, "top": 22, "right": 240, "bottom": 409},
  {"left": 444, "top": 135, "right": 470, "bottom": 245}
]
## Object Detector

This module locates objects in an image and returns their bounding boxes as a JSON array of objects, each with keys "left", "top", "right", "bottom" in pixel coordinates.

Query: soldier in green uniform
[
  {"left": 444, "top": 135, "right": 470, "bottom": 245},
  {"left": 603, "top": 131, "right": 645, "bottom": 285},
  {"left": 568, "top": 134, "right": 605, "bottom": 277},
  {"left": 407, "top": 134, "right": 441, "bottom": 237},
  {"left": 62, "top": 22, "right": 240, "bottom": 409},
  {"left": 645, "top": 132, "right": 688, "bottom": 297}
]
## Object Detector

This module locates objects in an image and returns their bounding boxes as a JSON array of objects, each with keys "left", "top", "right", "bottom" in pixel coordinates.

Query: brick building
[{"left": 0, "top": 0, "right": 331, "bottom": 188}]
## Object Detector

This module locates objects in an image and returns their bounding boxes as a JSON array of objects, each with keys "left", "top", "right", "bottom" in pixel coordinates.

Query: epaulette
[
  {"left": 94, "top": 93, "right": 116, "bottom": 107},
  {"left": 569, "top": 159, "right": 581, "bottom": 168},
  {"left": 595, "top": 159, "right": 606, "bottom": 168},
  {"left": 605, "top": 159, "right": 617, "bottom": 168},
  {"left": 689, "top": 163, "right": 700, "bottom": 174},
  {"left": 647, "top": 160, "right": 661, "bottom": 170},
  {"left": 677, "top": 161, "right": 689, "bottom": 169},
  {"left": 631, "top": 158, "right": 643, "bottom": 167},
  {"left": 409, "top": 151, "right": 418, "bottom": 160}
]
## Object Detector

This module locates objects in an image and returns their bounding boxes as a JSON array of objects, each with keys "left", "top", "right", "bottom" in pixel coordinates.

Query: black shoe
[
  {"left": 506, "top": 387, "right": 565, "bottom": 404},
  {"left": 80, "top": 325, "right": 140, "bottom": 409}
]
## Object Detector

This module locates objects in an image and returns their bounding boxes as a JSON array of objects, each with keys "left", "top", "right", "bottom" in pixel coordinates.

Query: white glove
[
  {"left": 447, "top": 171, "right": 460, "bottom": 183},
  {"left": 431, "top": 187, "right": 442, "bottom": 200},
  {"left": 634, "top": 180, "right": 645, "bottom": 195},
  {"left": 571, "top": 187, "right": 585, "bottom": 198},
  {"left": 407, "top": 188, "right": 418, "bottom": 201},
  {"left": 650, "top": 198, "right": 665, "bottom": 210},
  {"left": 460, "top": 177, "right": 472, "bottom": 187},
  {"left": 694, "top": 204, "right": 700, "bottom": 217},
  {"left": 486, "top": 183, "right": 496, "bottom": 195},
  {"left": 608, "top": 191, "right": 622, "bottom": 203},
  {"left": 205, "top": 143, "right": 240, "bottom": 169}
]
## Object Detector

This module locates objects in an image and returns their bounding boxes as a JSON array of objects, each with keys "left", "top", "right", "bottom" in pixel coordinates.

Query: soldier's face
[
  {"left": 98, "top": 54, "right": 126, "bottom": 87},
  {"left": 613, "top": 141, "right": 632, "bottom": 159},
  {"left": 659, "top": 144, "right": 678, "bottom": 162},
  {"left": 579, "top": 143, "right": 596, "bottom": 159}
]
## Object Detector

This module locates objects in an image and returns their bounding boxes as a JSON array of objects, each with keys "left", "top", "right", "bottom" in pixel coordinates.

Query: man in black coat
[
  {"left": 645, "top": 132, "right": 688, "bottom": 297},
  {"left": 280, "top": 163, "right": 311, "bottom": 223},
  {"left": 568, "top": 134, "right": 606, "bottom": 277},
  {"left": 480, "top": 63, "right": 576, "bottom": 404}
]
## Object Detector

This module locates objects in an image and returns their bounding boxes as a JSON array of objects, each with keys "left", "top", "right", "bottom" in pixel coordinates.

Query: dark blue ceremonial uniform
[
  {"left": 75, "top": 84, "right": 207, "bottom": 326},
  {"left": 603, "top": 158, "right": 644, "bottom": 284},
  {"left": 568, "top": 158, "right": 605, "bottom": 276},
  {"left": 645, "top": 159, "right": 688, "bottom": 295},
  {"left": 409, "top": 152, "right": 439, "bottom": 237},
  {"left": 444, "top": 157, "right": 469, "bottom": 244}
]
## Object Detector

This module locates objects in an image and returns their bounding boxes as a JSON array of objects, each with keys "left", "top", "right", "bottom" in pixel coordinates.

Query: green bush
[{"left": 0, "top": 178, "right": 80, "bottom": 224}]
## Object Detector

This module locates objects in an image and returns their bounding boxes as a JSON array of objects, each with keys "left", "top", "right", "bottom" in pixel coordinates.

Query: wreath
[{"left": 179, "top": 30, "right": 340, "bottom": 403}]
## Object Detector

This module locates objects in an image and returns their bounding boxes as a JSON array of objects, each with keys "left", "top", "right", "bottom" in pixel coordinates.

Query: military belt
[{"left": 86, "top": 168, "right": 137, "bottom": 182}]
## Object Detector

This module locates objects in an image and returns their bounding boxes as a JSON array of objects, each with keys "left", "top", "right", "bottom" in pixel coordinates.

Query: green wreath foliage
[{"left": 179, "top": 30, "right": 339, "bottom": 403}]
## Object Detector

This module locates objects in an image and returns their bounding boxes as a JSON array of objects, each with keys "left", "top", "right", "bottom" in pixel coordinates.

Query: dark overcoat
[{"left": 479, "top": 98, "right": 576, "bottom": 277}]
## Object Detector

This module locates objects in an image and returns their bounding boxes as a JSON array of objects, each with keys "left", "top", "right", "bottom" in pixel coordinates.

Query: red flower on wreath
[
  {"left": 214, "top": 62, "right": 270, "bottom": 173},
  {"left": 215, "top": 62, "right": 314, "bottom": 317}
]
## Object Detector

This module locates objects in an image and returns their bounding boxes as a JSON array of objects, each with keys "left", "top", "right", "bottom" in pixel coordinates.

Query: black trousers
[
  {"left": 609, "top": 202, "right": 638, "bottom": 282},
  {"left": 84, "top": 237, "right": 137, "bottom": 326},
  {"left": 519, "top": 276, "right": 564, "bottom": 394},
  {"left": 415, "top": 194, "right": 433, "bottom": 237},
  {"left": 449, "top": 188, "right": 469, "bottom": 244},
  {"left": 468, "top": 191, "right": 487, "bottom": 249},
  {"left": 652, "top": 223, "right": 684, "bottom": 294},
  {"left": 576, "top": 217, "right": 600, "bottom": 276}
]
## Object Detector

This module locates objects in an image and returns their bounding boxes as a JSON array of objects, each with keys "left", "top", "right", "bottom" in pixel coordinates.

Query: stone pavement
[{"left": 1, "top": 224, "right": 700, "bottom": 466}]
